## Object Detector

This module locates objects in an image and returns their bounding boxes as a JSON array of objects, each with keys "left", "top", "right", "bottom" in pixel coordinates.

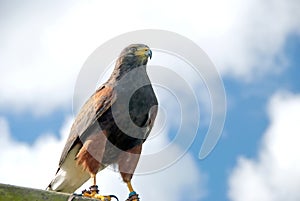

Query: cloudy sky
[{"left": 0, "top": 0, "right": 300, "bottom": 201}]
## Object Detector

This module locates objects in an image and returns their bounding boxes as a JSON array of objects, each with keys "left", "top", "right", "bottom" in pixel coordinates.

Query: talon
[{"left": 81, "top": 186, "right": 119, "bottom": 201}]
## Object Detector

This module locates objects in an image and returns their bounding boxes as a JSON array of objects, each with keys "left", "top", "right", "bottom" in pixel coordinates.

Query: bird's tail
[
  {"left": 47, "top": 167, "right": 90, "bottom": 193},
  {"left": 47, "top": 143, "right": 90, "bottom": 193}
]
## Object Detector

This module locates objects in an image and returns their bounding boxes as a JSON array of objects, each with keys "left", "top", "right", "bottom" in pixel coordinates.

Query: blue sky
[{"left": 1, "top": 1, "right": 300, "bottom": 201}]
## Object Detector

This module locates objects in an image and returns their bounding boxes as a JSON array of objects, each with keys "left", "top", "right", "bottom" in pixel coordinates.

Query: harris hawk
[{"left": 47, "top": 44, "right": 158, "bottom": 201}]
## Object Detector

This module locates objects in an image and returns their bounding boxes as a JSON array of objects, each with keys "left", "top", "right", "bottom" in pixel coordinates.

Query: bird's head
[
  {"left": 118, "top": 44, "right": 152, "bottom": 68},
  {"left": 110, "top": 44, "right": 153, "bottom": 82}
]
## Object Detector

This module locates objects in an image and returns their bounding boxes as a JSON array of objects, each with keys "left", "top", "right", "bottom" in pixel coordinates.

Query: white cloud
[
  {"left": 228, "top": 91, "right": 300, "bottom": 201},
  {"left": 0, "top": 116, "right": 72, "bottom": 188},
  {"left": 1, "top": 0, "right": 300, "bottom": 115},
  {"left": 0, "top": 113, "right": 204, "bottom": 201},
  {"left": 143, "top": 0, "right": 300, "bottom": 79}
]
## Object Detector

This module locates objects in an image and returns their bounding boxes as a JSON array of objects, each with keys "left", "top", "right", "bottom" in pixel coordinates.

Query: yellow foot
[
  {"left": 126, "top": 191, "right": 139, "bottom": 201},
  {"left": 82, "top": 185, "right": 119, "bottom": 201}
]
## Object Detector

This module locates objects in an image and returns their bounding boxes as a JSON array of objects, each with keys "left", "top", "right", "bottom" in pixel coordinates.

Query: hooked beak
[{"left": 147, "top": 49, "right": 152, "bottom": 60}]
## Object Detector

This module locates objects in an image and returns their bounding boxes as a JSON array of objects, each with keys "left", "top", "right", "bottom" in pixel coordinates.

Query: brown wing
[{"left": 58, "top": 85, "right": 116, "bottom": 166}]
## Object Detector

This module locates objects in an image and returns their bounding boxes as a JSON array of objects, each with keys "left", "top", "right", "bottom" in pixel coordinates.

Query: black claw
[
  {"left": 109, "top": 195, "right": 119, "bottom": 201},
  {"left": 81, "top": 186, "right": 119, "bottom": 201}
]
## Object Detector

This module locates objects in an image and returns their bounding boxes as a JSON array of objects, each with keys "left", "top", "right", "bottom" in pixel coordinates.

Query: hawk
[{"left": 47, "top": 44, "right": 158, "bottom": 201}]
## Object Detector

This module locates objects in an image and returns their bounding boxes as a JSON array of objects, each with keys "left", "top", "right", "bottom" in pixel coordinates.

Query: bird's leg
[
  {"left": 82, "top": 174, "right": 98, "bottom": 197},
  {"left": 118, "top": 145, "right": 142, "bottom": 201},
  {"left": 77, "top": 134, "right": 118, "bottom": 200},
  {"left": 127, "top": 181, "right": 134, "bottom": 193},
  {"left": 125, "top": 181, "right": 139, "bottom": 201},
  {"left": 82, "top": 174, "right": 119, "bottom": 201},
  {"left": 92, "top": 173, "right": 97, "bottom": 186}
]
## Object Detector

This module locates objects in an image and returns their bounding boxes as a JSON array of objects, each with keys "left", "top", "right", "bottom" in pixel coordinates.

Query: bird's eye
[{"left": 131, "top": 47, "right": 137, "bottom": 52}]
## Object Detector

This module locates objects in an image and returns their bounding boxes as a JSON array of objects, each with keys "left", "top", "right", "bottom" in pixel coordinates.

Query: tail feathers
[
  {"left": 47, "top": 167, "right": 90, "bottom": 193},
  {"left": 47, "top": 143, "right": 90, "bottom": 193}
]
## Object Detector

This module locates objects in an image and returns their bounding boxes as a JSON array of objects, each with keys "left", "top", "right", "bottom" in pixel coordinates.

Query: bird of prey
[{"left": 47, "top": 44, "right": 158, "bottom": 201}]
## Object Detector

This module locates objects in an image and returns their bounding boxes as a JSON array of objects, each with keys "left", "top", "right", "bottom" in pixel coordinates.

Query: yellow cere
[{"left": 134, "top": 47, "right": 150, "bottom": 57}]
